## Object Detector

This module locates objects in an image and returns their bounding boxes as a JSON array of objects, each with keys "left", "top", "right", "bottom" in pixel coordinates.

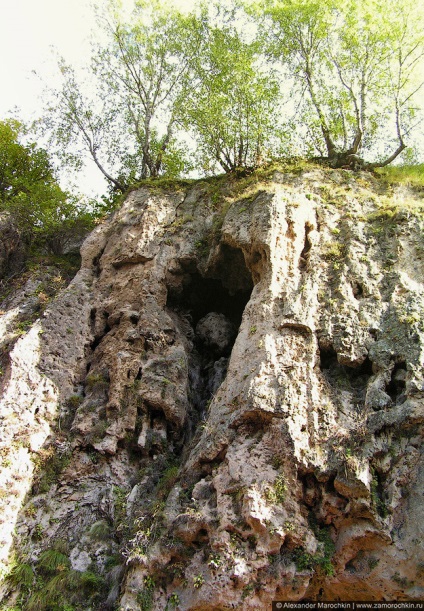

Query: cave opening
[
  {"left": 168, "top": 272, "right": 251, "bottom": 329},
  {"left": 166, "top": 245, "right": 253, "bottom": 418}
]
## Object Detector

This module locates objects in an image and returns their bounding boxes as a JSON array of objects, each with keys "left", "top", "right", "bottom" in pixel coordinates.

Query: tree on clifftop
[
  {"left": 45, "top": 1, "right": 198, "bottom": 192},
  {"left": 43, "top": 0, "right": 424, "bottom": 185},
  {"left": 260, "top": 0, "right": 424, "bottom": 168},
  {"left": 180, "top": 4, "right": 281, "bottom": 174}
]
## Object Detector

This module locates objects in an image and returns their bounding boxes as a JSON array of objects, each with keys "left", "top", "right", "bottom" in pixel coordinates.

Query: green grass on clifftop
[{"left": 375, "top": 164, "right": 424, "bottom": 189}]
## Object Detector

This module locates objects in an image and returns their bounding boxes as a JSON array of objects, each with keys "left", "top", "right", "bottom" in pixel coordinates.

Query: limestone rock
[
  {"left": 195, "top": 312, "right": 236, "bottom": 353},
  {"left": 1, "top": 168, "right": 424, "bottom": 609}
]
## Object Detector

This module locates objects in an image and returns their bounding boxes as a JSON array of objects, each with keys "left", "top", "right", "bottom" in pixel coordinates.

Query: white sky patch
[
  {"left": 1, "top": 0, "right": 95, "bottom": 120},
  {"left": 0, "top": 0, "right": 198, "bottom": 121}
]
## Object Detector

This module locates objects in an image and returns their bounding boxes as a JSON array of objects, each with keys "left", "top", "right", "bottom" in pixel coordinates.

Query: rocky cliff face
[{"left": 0, "top": 165, "right": 423, "bottom": 609}]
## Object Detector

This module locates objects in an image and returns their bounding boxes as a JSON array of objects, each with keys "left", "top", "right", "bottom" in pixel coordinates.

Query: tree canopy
[
  {"left": 261, "top": 0, "right": 424, "bottom": 168},
  {"left": 180, "top": 4, "right": 281, "bottom": 173},
  {"left": 42, "top": 0, "right": 424, "bottom": 189},
  {"left": 46, "top": 0, "right": 198, "bottom": 192},
  {"left": 0, "top": 119, "right": 94, "bottom": 255}
]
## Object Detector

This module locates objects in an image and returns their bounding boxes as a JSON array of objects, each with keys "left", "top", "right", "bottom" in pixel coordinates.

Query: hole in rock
[
  {"left": 167, "top": 246, "right": 253, "bottom": 419},
  {"left": 299, "top": 223, "right": 313, "bottom": 270},
  {"left": 352, "top": 281, "right": 364, "bottom": 299},
  {"left": 319, "top": 345, "right": 337, "bottom": 370},
  {"left": 319, "top": 345, "right": 373, "bottom": 405},
  {"left": 387, "top": 361, "right": 407, "bottom": 403}
]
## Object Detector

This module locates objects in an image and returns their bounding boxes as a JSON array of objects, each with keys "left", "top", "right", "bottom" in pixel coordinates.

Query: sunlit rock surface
[{"left": 0, "top": 167, "right": 423, "bottom": 608}]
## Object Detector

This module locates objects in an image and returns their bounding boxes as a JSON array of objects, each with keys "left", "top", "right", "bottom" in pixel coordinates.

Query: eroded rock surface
[{"left": 0, "top": 167, "right": 423, "bottom": 609}]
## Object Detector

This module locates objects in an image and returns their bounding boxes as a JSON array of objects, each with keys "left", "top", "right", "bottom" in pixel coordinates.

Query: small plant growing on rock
[
  {"left": 208, "top": 552, "right": 223, "bottom": 570},
  {"left": 67, "top": 394, "right": 82, "bottom": 408},
  {"left": 168, "top": 592, "right": 180, "bottom": 607},
  {"left": 89, "top": 519, "right": 111, "bottom": 540},
  {"left": 85, "top": 372, "right": 108, "bottom": 389},
  {"left": 32, "top": 524, "right": 44, "bottom": 540},
  {"left": 37, "top": 549, "right": 71, "bottom": 574},
  {"left": 193, "top": 573, "right": 205, "bottom": 589},
  {"left": 265, "top": 475, "right": 287, "bottom": 504},
  {"left": 6, "top": 559, "right": 35, "bottom": 591},
  {"left": 137, "top": 576, "right": 155, "bottom": 611},
  {"left": 157, "top": 465, "right": 179, "bottom": 498},
  {"left": 242, "top": 582, "right": 256, "bottom": 599},
  {"left": 88, "top": 420, "right": 108, "bottom": 443}
]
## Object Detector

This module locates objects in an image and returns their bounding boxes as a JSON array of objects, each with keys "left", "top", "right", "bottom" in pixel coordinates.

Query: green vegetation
[
  {"left": 37, "top": 549, "right": 71, "bottom": 574},
  {"left": 32, "top": 446, "right": 71, "bottom": 494},
  {"left": 137, "top": 576, "right": 155, "bottom": 611},
  {"left": 85, "top": 372, "right": 109, "bottom": 389},
  {"left": 193, "top": 573, "right": 205, "bottom": 589},
  {"left": 67, "top": 395, "right": 83, "bottom": 409},
  {"left": 5, "top": 546, "right": 105, "bottom": 611},
  {"left": 47, "top": 2, "right": 198, "bottom": 190},
  {"left": 261, "top": 0, "right": 424, "bottom": 169},
  {"left": 89, "top": 520, "right": 111, "bottom": 541},
  {"left": 322, "top": 241, "right": 346, "bottom": 262},
  {"left": 370, "top": 469, "right": 389, "bottom": 518},
  {"left": 168, "top": 592, "right": 181, "bottom": 607},
  {"left": 157, "top": 465, "right": 179, "bottom": 498},
  {"left": 6, "top": 560, "right": 35, "bottom": 590},
  {"left": 181, "top": 5, "right": 280, "bottom": 173},
  {"left": 265, "top": 475, "right": 287, "bottom": 504},
  {"left": 376, "top": 164, "right": 424, "bottom": 189},
  {"left": 0, "top": 120, "right": 95, "bottom": 258},
  {"left": 208, "top": 552, "right": 223, "bottom": 570},
  {"left": 42, "top": 0, "right": 423, "bottom": 191},
  {"left": 293, "top": 519, "right": 335, "bottom": 576}
]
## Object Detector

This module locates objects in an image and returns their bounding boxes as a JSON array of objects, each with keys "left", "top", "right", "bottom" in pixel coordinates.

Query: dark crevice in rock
[
  {"left": 319, "top": 344, "right": 337, "bottom": 370},
  {"left": 208, "top": 243, "right": 254, "bottom": 294},
  {"left": 300, "top": 472, "right": 322, "bottom": 508},
  {"left": 167, "top": 271, "right": 251, "bottom": 328},
  {"left": 352, "top": 281, "right": 364, "bottom": 299},
  {"left": 135, "top": 400, "right": 182, "bottom": 458},
  {"left": 167, "top": 249, "right": 253, "bottom": 421},
  {"left": 371, "top": 468, "right": 388, "bottom": 518},
  {"left": 320, "top": 345, "right": 373, "bottom": 406},
  {"left": 90, "top": 313, "right": 111, "bottom": 352},
  {"left": 387, "top": 361, "right": 407, "bottom": 404},
  {"left": 92, "top": 245, "right": 106, "bottom": 277},
  {"left": 90, "top": 307, "right": 96, "bottom": 326},
  {"left": 130, "top": 312, "right": 140, "bottom": 325},
  {"left": 299, "top": 223, "right": 313, "bottom": 270}
]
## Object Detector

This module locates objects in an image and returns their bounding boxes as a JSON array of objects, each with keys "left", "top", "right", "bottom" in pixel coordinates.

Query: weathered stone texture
[{"left": 0, "top": 168, "right": 423, "bottom": 608}]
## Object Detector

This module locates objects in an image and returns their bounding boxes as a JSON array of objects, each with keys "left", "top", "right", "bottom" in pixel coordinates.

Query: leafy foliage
[
  {"left": 6, "top": 560, "right": 35, "bottom": 590},
  {"left": 37, "top": 549, "right": 71, "bottom": 575},
  {"left": 46, "top": 1, "right": 198, "bottom": 190},
  {"left": 0, "top": 119, "right": 95, "bottom": 257},
  {"left": 260, "top": 0, "right": 424, "bottom": 167},
  {"left": 182, "top": 4, "right": 281, "bottom": 173},
  {"left": 40, "top": 0, "right": 424, "bottom": 186}
]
